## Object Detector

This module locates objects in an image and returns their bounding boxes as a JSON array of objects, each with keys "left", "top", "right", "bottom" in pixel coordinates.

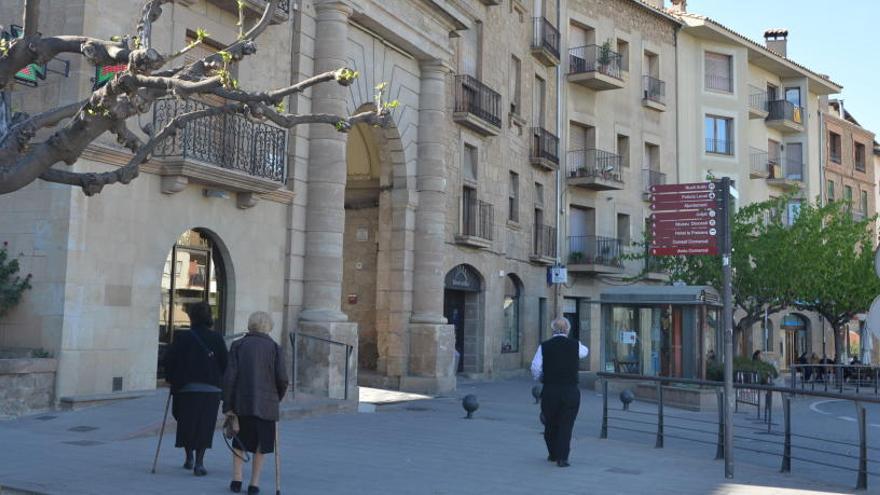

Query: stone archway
[{"left": 443, "top": 264, "right": 485, "bottom": 374}]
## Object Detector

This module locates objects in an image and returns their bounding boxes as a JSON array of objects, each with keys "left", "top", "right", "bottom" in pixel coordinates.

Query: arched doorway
[
  {"left": 157, "top": 229, "right": 230, "bottom": 379},
  {"left": 502, "top": 274, "right": 523, "bottom": 353},
  {"left": 781, "top": 313, "right": 809, "bottom": 368},
  {"left": 444, "top": 264, "right": 485, "bottom": 373}
]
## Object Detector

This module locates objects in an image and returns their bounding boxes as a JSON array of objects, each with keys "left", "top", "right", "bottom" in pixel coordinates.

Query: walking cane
[
  {"left": 275, "top": 421, "right": 281, "bottom": 495},
  {"left": 151, "top": 389, "right": 172, "bottom": 474}
]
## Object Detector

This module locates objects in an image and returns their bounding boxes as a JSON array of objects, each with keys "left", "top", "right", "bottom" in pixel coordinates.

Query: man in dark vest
[{"left": 531, "top": 317, "right": 589, "bottom": 467}]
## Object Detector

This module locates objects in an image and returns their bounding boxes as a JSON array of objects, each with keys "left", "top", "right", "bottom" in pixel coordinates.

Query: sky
[{"left": 687, "top": 0, "right": 880, "bottom": 137}]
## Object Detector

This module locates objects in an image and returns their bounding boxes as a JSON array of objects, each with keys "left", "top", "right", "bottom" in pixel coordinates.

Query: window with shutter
[
  {"left": 509, "top": 56, "right": 521, "bottom": 115},
  {"left": 704, "top": 51, "right": 732, "bottom": 92},
  {"left": 459, "top": 22, "right": 481, "bottom": 78},
  {"left": 533, "top": 76, "right": 545, "bottom": 127}
]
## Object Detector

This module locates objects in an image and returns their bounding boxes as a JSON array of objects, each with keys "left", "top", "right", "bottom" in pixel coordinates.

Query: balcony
[
  {"left": 152, "top": 98, "right": 287, "bottom": 201},
  {"left": 705, "top": 138, "right": 734, "bottom": 156},
  {"left": 765, "top": 100, "right": 804, "bottom": 134},
  {"left": 766, "top": 158, "right": 804, "bottom": 190},
  {"left": 530, "top": 224, "right": 557, "bottom": 265},
  {"left": 642, "top": 76, "right": 666, "bottom": 111},
  {"left": 567, "top": 45, "right": 624, "bottom": 91},
  {"left": 748, "top": 86, "right": 768, "bottom": 119},
  {"left": 748, "top": 148, "right": 771, "bottom": 179},
  {"left": 644, "top": 252, "right": 668, "bottom": 281},
  {"left": 530, "top": 127, "right": 559, "bottom": 171},
  {"left": 704, "top": 74, "right": 732, "bottom": 93},
  {"left": 201, "top": 0, "right": 290, "bottom": 25},
  {"left": 567, "top": 235, "right": 623, "bottom": 274},
  {"left": 566, "top": 149, "right": 624, "bottom": 191},
  {"left": 453, "top": 75, "right": 502, "bottom": 136},
  {"left": 642, "top": 169, "right": 666, "bottom": 201},
  {"left": 531, "top": 17, "right": 560, "bottom": 66},
  {"left": 455, "top": 199, "right": 494, "bottom": 249}
]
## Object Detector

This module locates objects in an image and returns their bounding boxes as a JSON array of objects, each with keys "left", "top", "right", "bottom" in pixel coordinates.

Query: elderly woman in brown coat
[{"left": 223, "top": 312, "right": 288, "bottom": 494}]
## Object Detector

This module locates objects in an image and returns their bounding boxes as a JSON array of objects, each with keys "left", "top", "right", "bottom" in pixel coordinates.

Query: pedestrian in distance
[
  {"left": 223, "top": 312, "right": 289, "bottom": 494},
  {"left": 163, "top": 301, "right": 229, "bottom": 476},
  {"left": 530, "top": 317, "right": 589, "bottom": 467}
]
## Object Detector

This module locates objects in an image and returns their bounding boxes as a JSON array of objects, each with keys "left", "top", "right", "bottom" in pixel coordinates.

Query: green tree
[
  {"left": 0, "top": 241, "right": 31, "bottom": 317},
  {"left": 789, "top": 201, "right": 880, "bottom": 359}
]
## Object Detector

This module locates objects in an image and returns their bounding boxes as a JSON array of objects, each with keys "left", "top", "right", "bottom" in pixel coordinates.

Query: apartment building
[
  {"left": 671, "top": 2, "right": 843, "bottom": 369},
  {"left": 823, "top": 100, "right": 876, "bottom": 220}
]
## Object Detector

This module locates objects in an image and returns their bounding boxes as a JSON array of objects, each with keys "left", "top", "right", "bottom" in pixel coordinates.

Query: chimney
[
  {"left": 669, "top": 0, "right": 686, "bottom": 13},
  {"left": 764, "top": 29, "right": 788, "bottom": 57}
]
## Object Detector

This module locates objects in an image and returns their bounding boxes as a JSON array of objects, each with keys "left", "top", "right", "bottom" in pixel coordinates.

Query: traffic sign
[
  {"left": 651, "top": 209, "right": 717, "bottom": 221},
  {"left": 650, "top": 200, "right": 718, "bottom": 211},
  {"left": 650, "top": 182, "right": 716, "bottom": 194},
  {"left": 652, "top": 226, "right": 718, "bottom": 238},
  {"left": 652, "top": 218, "right": 717, "bottom": 229},
  {"left": 650, "top": 246, "right": 719, "bottom": 256},
  {"left": 649, "top": 191, "right": 717, "bottom": 203}
]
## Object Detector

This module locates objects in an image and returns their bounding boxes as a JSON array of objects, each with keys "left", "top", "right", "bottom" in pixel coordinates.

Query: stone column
[
  {"left": 296, "top": 0, "right": 358, "bottom": 402},
  {"left": 402, "top": 60, "right": 456, "bottom": 394}
]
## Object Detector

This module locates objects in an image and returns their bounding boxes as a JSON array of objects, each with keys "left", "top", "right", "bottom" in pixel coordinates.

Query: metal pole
[
  {"left": 766, "top": 390, "right": 773, "bottom": 432},
  {"left": 291, "top": 332, "right": 298, "bottom": 399},
  {"left": 151, "top": 390, "right": 172, "bottom": 474},
  {"left": 781, "top": 395, "right": 791, "bottom": 473},
  {"left": 790, "top": 365, "right": 796, "bottom": 392},
  {"left": 720, "top": 177, "right": 734, "bottom": 479},
  {"left": 601, "top": 379, "right": 608, "bottom": 439},
  {"left": 655, "top": 381, "right": 664, "bottom": 448},
  {"left": 344, "top": 345, "right": 351, "bottom": 401},
  {"left": 857, "top": 402, "right": 867, "bottom": 490},
  {"left": 715, "top": 388, "right": 724, "bottom": 460}
]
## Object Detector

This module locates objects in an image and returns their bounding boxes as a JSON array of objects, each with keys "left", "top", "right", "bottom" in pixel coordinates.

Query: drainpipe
[
  {"left": 554, "top": 0, "right": 564, "bottom": 317},
  {"left": 818, "top": 107, "right": 826, "bottom": 205},
  {"left": 674, "top": 25, "right": 681, "bottom": 183}
]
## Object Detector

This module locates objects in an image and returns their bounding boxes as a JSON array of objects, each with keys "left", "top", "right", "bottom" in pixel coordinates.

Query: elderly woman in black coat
[
  {"left": 223, "top": 311, "right": 288, "bottom": 494},
  {"left": 163, "top": 302, "right": 228, "bottom": 476}
]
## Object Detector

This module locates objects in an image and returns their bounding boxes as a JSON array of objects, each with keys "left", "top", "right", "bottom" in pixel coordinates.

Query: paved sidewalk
[{"left": 0, "top": 379, "right": 861, "bottom": 494}]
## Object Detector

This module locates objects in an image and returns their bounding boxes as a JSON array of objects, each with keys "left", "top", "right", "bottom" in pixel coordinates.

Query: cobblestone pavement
[{"left": 0, "top": 378, "right": 865, "bottom": 494}]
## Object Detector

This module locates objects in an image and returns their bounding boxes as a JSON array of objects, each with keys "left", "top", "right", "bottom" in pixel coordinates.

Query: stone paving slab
[{"left": 0, "top": 378, "right": 863, "bottom": 495}]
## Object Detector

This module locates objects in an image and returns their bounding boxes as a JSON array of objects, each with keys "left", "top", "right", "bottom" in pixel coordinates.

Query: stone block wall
[{"left": 0, "top": 359, "right": 57, "bottom": 418}]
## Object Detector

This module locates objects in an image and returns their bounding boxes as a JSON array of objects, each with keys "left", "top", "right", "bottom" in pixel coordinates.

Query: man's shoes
[
  {"left": 183, "top": 459, "right": 194, "bottom": 470},
  {"left": 230, "top": 481, "right": 242, "bottom": 493},
  {"left": 547, "top": 455, "right": 557, "bottom": 462},
  {"left": 193, "top": 464, "right": 208, "bottom": 476},
  {"left": 247, "top": 486, "right": 260, "bottom": 494},
  {"left": 557, "top": 460, "right": 570, "bottom": 468}
]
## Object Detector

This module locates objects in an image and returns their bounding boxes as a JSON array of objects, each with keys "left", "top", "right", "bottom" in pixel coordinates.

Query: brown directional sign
[{"left": 650, "top": 181, "right": 720, "bottom": 256}]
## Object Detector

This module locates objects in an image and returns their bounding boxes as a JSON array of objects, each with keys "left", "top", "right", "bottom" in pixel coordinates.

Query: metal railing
[
  {"left": 533, "top": 224, "right": 557, "bottom": 259},
  {"left": 454, "top": 74, "right": 502, "bottom": 128},
  {"left": 767, "top": 100, "right": 804, "bottom": 125},
  {"left": 461, "top": 199, "right": 494, "bottom": 240},
  {"left": 705, "top": 138, "right": 733, "bottom": 155},
  {"left": 599, "top": 371, "right": 880, "bottom": 490},
  {"left": 531, "top": 17, "right": 560, "bottom": 60},
  {"left": 749, "top": 148, "right": 769, "bottom": 175},
  {"left": 642, "top": 75, "right": 665, "bottom": 104},
  {"left": 644, "top": 251, "right": 664, "bottom": 273},
  {"left": 567, "top": 149, "right": 623, "bottom": 183},
  {"left": 568, "top": 235, "right": 622, "bottom": 266},
  {"left": 568, "top": 44, "right": 623, "bottom": 80},
  {"left": 705, "top": 73, "right": 732, "bottom": 92},
  {"left": 748, "top": 85, "right": 768, "bottom": 112},
  {"left": 152, "top": 98, "right": 287, "bottom": 182},
  {"left": 790, "top": 363, "right": 880, "bottom": 395},
  {"left": 642, "top": 169, "right": 666, "bottom": 193},
  {"left": 289, "top": 331, "right": 354, "bottom": 401},
  {"left": 779, "top": 158, "right": 803, "bottom": 180},
  {"left": 530, "top": 127, "right": 559, "bottom": 165}
]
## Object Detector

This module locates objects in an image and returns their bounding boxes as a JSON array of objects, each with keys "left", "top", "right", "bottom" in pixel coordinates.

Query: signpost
[{"left": 650, "top": 178, "right": 734, "bottom": 478}]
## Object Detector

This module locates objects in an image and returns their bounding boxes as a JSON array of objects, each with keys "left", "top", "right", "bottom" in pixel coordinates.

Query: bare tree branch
[{"left": 136, "top": 0, "right": 170, "bottom": 50}]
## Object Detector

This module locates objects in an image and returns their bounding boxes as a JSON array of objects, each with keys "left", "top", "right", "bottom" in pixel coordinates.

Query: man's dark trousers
[{"left": 541, "top": 383, "right": 580, "bottom": 461}]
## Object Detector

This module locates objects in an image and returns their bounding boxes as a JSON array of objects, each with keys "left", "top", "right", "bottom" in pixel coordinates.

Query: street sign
[
  {"left": 649, "top": 191, "right": 717, "bottom": 203},
  {"left": 650, "top": 246, "right": 719, "bottom": 256},
  {"left": 650, "top": 182, "right": 716, "bottom": 194},
  {"left": 650, "top": 199, "right": 718, "bottom": 211},
  {"left": 651, "top": 209, "right": 717, "bottom": 221},
  {"left": 649, "top": 181, "right": 721, "bottom": 257}
]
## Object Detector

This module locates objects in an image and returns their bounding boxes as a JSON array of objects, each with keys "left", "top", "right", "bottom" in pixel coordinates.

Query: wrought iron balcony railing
[
  {"left": 152, "top": 98, "right": 287, "bottom": 182},
  {"left": 748, "top": 85, "right": 768, "bottom": 113},
  {"left": 531, "top": 127, "right": 559, "bottom": 165},
  {"left": 642, "top": 169, "right": 666, "bottom": 193},
  {"left": 454, "top": 74, "right": 502, "bottom": 128},
  {"left": 749, "top": 148, "right": 770, "bottom": 175},
  {"left": 642, "top": 76, "right": 665, "bottom": 104},
  {"left": 767, "top": 100, "right": 804, "bottom": 125},
  {"left": 568, "top": 235, "right": 622, "bottom": 266},
  {"left": 533, "top": 224, "right": 557, "bottom": 259},
  {"left": 568, "top": 44, "right": 623, "bottom": 80},
  {"left": 531, "top": 17, "right": 560, "bottom": 60},
  {"left": 705, "top": 73, "right": 732, "bottom": 93},
  {"left": 460, "top": 198, "right": 494, "bottom": 241},
  {"left": 567, "top": 149, "right": 623, "bottom": 182},
  {"left": 706, "top": 138, "right": 734, "bottom": 156}
]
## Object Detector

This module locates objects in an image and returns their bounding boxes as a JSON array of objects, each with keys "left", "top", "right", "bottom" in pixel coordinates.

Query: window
[
  {"left": 459, "top": 20, "right": 482, "bottom": 78},
  {"left": 509, "top": 56, "right": 521, "bottom": 115},
  {"left": 644, "top": 50, "right": 659, "bottom": 78},
  {"left": 705, "top": 115, "right": 733, "bottom": 155},
  {"left": 617, "top": 134, "right": 630, "bottom": 167},
  {"left": 855, "top": 143, "right": 867, "bottom": 172},
  {"left": 462, "top": 185, "right": 477, "bottom": 233},
  {"left": 845, "top": 185, "right": 853, "bottom": 205},
  {"left": 827, "top": 180, "right": 835, "bottom": 202},
  {"left": 829, "top": 132, "right": 842, "bottom": 163},
  {"left": 570, "top": 122, "right": 595, "bottom": 151},
  {"left": 502, "top": 275, "right": 521, "bottom": 353},
  {"left": 616, "top": 39, "right": 629, "bottom": 72},
  {"left": 861, "top": 190, "right": 869, "bottom": 214},
  {"left": 785, "top": 87, "right": 801, "bottom": 106},
  {"left": 704, "top": 51, "right": 733, "bottom": 92},
  {"left": 508, "top": 171, "right": 519, "bottom": 222},
  {"left": 533, "top": 75, "right": 546, "bottom": 127},
  {"left": 787, "top": 200, "right": 802, "bottom": 226},
  {"left": 463, "top": 144, "right": 478, "bottom": 182},
  {"left": 617, "top": 213, "right": 631, "bottom": 246},
  {"left": 644, "top": 142, "right": 659, "bottom": 171},
  {"left": 535, "top": 182, "right": 544, "bottom": 206}
]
